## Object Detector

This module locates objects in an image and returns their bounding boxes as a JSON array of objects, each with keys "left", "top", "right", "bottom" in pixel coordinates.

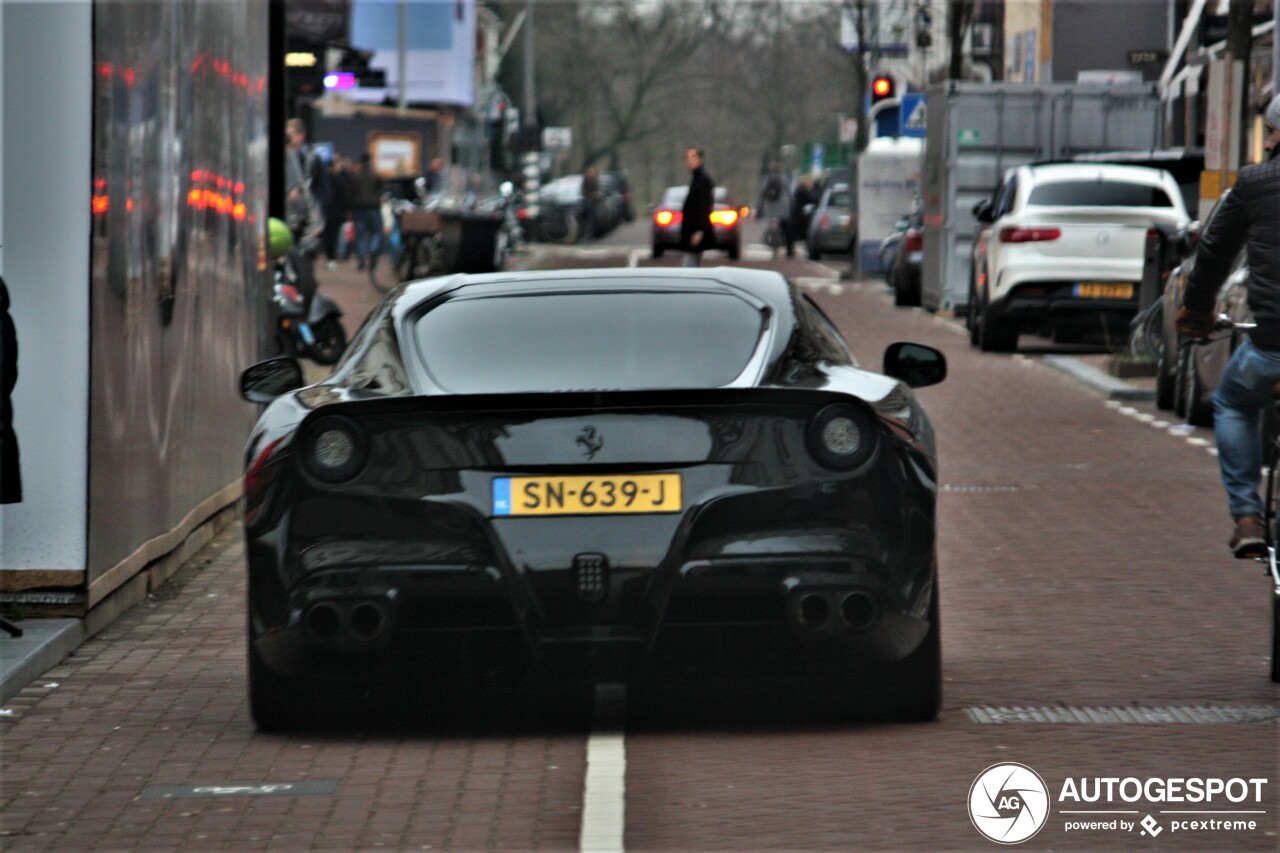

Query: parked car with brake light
[{"left": 967, "top": 162, "right": 1190, "bottom": 352}]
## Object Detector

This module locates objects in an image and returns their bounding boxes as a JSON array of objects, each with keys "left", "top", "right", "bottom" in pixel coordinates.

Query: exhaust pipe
[
  {"left": 349, "top": 601, "right": 387, "bottom": 640},
  {"left": 797, "top": 594, "right": 830, "bottom": 631},
  {"left": 305, "top": 602, "right": 342, "bottom": 640},
  {"left": 839, "top": 592, "right": 879, "bottom": 631}
]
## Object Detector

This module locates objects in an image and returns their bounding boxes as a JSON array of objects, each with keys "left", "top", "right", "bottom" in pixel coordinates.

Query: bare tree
[{"left": 535, "top": 1, "right": 723, "bottom": 170}]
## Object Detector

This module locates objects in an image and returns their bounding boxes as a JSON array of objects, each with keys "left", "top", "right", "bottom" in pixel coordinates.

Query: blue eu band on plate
[{"left": 493, "top": 474, "right": 682, "bottom": 516}]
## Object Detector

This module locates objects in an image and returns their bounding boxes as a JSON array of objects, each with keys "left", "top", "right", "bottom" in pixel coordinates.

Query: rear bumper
[
  {"left": 651, "top": 224, "right": 740, "bottom": 252},
  {"left": 988, "top": 282, "right": 1138, "bottom": 328},
  {"left": 251, "top": 555, "right": 936, "bottom": 684}
]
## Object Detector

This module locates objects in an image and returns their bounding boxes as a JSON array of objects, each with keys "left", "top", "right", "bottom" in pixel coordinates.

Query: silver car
[{"left": 806, "top": 183, "right": 856, "bottom": 260}]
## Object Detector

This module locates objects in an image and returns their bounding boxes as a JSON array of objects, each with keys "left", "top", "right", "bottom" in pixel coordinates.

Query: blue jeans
[
  {"left": 353, "top": 208, "right": 384, "bottom": 265},
  {"left": 1213, "top": 338, "right": 1280, "bottom": 518}
]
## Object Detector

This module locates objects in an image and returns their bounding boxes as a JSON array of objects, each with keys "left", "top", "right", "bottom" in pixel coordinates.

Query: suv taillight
[
  {"left": 999, "top": 227, "right": 1061, "bottom": 243},
  {"left": 904, "top": 229, "right": 923, "bottom": 252}
]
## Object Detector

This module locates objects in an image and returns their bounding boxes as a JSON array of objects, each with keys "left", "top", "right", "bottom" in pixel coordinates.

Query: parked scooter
[{"left": 269, "top": 217, "right": 346, "bottom": 365}]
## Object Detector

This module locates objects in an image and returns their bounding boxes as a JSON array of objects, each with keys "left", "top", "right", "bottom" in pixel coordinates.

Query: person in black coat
[
  {"left": 1, "top": 276, "right": 20, "bottom": 504},
  {"left": 680, "top": 147, "right": 715, "bottom": 267},
  {"left": 1176, "top": 93, "right": 1280, "bottom": 557}
]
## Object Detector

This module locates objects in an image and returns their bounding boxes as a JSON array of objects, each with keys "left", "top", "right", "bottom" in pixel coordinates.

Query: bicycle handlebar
[{"left": 1183, "top": 314, "right": 1257, "bottom": 346}]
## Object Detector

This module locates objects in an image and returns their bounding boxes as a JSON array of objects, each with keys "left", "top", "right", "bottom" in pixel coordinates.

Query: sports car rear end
[{"left": 240, "top": 269, "right": 943, "bottom": 726}]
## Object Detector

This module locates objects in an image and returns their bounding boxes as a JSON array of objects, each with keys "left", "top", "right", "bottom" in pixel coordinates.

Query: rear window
[
  {"left": 1028, "top": 180, "right": 1173, "bottom": 207},
  {"left": 414, "top": 291, "right": 764, "bottom": 393},
  {"left": 829, "top": 191, "right": 852, "bottom": 208},
  {"left": 661, "top": 186, "right": 730, "bottom": 206}
]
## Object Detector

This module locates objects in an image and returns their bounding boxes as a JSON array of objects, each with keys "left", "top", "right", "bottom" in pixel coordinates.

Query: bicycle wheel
[
  {"left": 368, "top": 250, "right": 397, "bottom": 293},
  {"left": 1264, "top": 422, "right": 1280, "bottom": 682}
]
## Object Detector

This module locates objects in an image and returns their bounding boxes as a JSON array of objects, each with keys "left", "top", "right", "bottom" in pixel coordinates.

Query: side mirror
[
  {"left": 241, "top": 357, "right": 303, "bottom": 404},
  {"left": 883, "top": 342, "right": 947, "bottom": 389},
  {"left": 972, "top": 199, "right": 994, "bottom": 223}
]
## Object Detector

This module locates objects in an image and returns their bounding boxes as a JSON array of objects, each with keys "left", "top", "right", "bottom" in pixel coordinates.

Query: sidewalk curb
[
  {"left": 0, "top": 619, "right": 85, "bottom": 705},
  {"left": 1042, "top": 355, "right": 1156, "bottom": 402}
]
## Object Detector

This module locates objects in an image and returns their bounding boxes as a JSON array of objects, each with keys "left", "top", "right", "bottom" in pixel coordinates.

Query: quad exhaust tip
[
  {"left": 793, "top": 591, "right": 880, "bottom": 633},
  {"left": 304, "top": 600, "right": 388, "bottom": 642}
]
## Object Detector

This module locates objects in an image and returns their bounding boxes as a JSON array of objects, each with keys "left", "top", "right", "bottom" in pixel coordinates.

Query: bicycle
[
  {"left": 763, "top": 216, "right": 783, "bottom": 259},
  {"left": 369, "top": 201, "right": 443, "bottom": 293},
  {"left": 1187, "top": 316, "right": 1280, "bottom": 682}
]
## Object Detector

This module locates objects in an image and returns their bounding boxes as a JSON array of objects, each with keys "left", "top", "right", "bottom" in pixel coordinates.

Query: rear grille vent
[{"left": 574, "top": 553, "right": 609, "bottom": 603}]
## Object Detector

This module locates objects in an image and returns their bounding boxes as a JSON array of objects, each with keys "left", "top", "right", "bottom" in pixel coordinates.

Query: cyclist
[
  {"left": 757, "top": 162, "right": 793, "bottom": 258},
  {"left": 1176, "top": 94, "right": 1280, "bottom": 558}
]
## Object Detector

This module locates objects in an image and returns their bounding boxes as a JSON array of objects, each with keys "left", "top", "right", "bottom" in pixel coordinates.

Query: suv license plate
[{"left": 1075, "top": 282, "right": 1134, "bottom": 299}]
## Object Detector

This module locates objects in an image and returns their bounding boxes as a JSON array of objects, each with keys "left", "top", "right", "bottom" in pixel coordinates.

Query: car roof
[
  {"left": 1021, "top": 162, "right": 1174, "bottom": 186},
  {"left": 662, "top": 185, "right": 731, "bottom": 202},
  {"left": 389, "top": 266, "right": 792, "bottom": 323}
]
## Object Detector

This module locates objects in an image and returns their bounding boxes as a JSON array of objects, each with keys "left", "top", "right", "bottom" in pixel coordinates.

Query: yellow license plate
[
  {"left": 1075, "top": 282, "right": 1134, "bottom": 299},
  {"left": 492, "top": 474, "right": 682, "bottom": 516}
]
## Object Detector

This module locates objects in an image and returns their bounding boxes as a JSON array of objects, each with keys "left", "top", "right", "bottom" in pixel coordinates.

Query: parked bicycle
[{"left": 369, "top": 199, "right": 444, "bottom": 294}]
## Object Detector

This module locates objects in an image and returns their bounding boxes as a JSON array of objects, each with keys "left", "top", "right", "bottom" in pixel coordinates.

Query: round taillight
[
  {"left": 806, "top": 404, "right": 878, "bottom": 472},
  {"left": 301, "top": 415, "right": 368, "bottom": 483}
]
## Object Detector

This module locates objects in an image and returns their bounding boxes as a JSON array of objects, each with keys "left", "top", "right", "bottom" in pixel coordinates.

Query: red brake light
[
  {"left": 244, "top": 436, "right": 287, "bottom": 526},
  {"left": 1146, "top": 227, "right": 1160, "bottom": 241},
  {"left": 654, "top": 209, "right": 680, "bottom": 227},
  {"left": 709, "top": 209, "right": 738, "bottom": 226},
  {"left": 999, "top": 226, "right": 1061, "bottom": 243},
  {"left": 904, "top": 230, "right": 923, "bottom": 252}
]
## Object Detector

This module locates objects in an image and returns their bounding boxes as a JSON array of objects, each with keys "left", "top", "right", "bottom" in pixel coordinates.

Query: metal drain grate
[
  {"left": 941, "top": 484, "right": 1021, "bottom": 493},
  {"left": 967, "top": 705, "right": 1280, "bottom": 725}
]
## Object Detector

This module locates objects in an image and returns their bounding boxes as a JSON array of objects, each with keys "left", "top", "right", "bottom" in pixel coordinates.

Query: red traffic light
[{"left": 871, "top": 76, "right": 894, "bottom": 100}]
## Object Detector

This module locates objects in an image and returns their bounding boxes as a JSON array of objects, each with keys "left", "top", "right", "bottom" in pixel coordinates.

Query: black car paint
[{"left": 241, "top": 268, "right": 942, "bottom": 711}]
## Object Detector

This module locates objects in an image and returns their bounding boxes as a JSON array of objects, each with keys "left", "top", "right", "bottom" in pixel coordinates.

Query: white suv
[{"left": 967, "top": 162, "right": 1190, "bottom": 352}]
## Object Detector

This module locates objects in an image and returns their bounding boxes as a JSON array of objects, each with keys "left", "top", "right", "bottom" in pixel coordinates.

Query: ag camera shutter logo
[{"left": 968, "top": 763, "right": 1051, "bottom": 844}]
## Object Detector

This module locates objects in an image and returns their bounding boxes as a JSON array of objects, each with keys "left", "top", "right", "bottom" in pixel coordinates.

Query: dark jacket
[
  {"left": 1, "top": 277, "right": 20, "bottom": 503},
  {"left": 681, "top": 166, "right": 716, "bottom": 252},
  {"left": 344, "top": 168, "right": 384, "bottom": 211},
  {"left": 1184, "top": 155, "right": 1280, "bottom": 349}
]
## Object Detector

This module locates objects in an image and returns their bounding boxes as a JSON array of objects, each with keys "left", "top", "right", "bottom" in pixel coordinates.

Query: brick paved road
[{"left": 1, "top": 238, "right": 1276, "bottom": 851}]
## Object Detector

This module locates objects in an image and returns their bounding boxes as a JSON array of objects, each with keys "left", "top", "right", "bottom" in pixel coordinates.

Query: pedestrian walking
[
  {"left": 283, "top": 118, "right": 325, "bottom": 253},
  {"left": 757, "top": 162, "right": 794, "bottom": 258},
  {"left": 319, "top": 155, "right": 349, "bottom": 270},
  {"left": 791, "top": 174, "right": 818, "bottom": 250},
  {"left": 681, "top": 147, "right": 715, "bottom": 267},
  {"left": 580, "top": 166, "right": 604, "bottom": 242},
  {"left": 345, "top": 154, "right": 385, "bottom": 270},
  {"left": 423, "top": 157, "right": 445, "bottom": 195},
  {"left": 1175, "top": 93, "right": 1280, "bottom": 557}
]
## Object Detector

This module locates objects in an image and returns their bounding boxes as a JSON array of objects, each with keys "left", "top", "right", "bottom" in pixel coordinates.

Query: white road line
[
  {"left": 628, "top": 248, "right": 645, "bottom": 268},
  {"left": 580, "top": 683, "right": 627, "bottom": 853}
]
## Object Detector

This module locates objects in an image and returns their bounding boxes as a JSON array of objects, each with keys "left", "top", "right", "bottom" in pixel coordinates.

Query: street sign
[
  {"left": 542, "top": 127, "right": 572, "bottom": 149},
  {"left": 957, "top": 128, "right": 980, "bottom": 147},
  {"left": 900, "top": 93, "right": 927, "bottom": 138}
]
